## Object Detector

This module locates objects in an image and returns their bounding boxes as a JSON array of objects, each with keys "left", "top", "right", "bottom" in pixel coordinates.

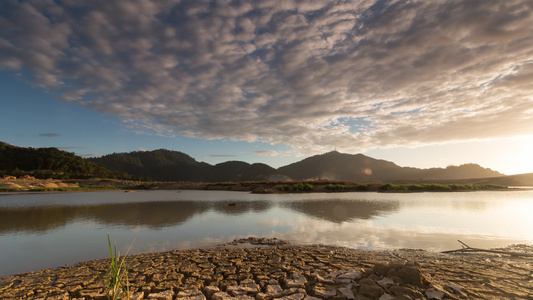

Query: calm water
[{"left": 1, "top": 189, "right": 532, "bottom": 277}]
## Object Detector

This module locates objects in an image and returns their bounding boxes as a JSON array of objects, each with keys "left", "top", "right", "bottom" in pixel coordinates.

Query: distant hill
[
  {"left": 0, "top": 141, "right": 136, "bottom": 180},
  {"left": 90, "top": 148, "right": 506, "bottom": 183},
  {"left": 89, "top": 150, "right": 278, "bottom": 182},
  {"left": 1, "top": 140, "right": 513, "bottom": 183},
  {"left": 88, "top": 149, "right": 212, "bottom": 182},
  {"left": 277, "top": 151, "right": 502, "bottom": 181},
  {"left": 211, "top": 161, "right": 277, "bottom": 182}
]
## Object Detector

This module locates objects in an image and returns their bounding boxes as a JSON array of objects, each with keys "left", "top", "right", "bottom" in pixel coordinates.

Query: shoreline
[
  {"left": 1, "top": 238, "right": 532, "bottom": 300},
  {"left": 0, "top": 178, "right": 517, "bottom": 194}
]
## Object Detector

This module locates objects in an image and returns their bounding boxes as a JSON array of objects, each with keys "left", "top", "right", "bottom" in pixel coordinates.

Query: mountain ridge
[
  {"left": 89, "top": 148, "right": 504, "bottom": 183},
  {"left": 0, "top": 140, "right": 515, "bottom": 183}
]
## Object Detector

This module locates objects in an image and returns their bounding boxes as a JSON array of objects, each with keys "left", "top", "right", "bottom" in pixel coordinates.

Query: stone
[
  {"left": 282, "top": 292, "right": 306, "bottom": 300},
  {"left": 234, "top": 295, "right": 255, "bottom": 300},
  {"left": 212, "top": 291, "right": 233, "bottom": 300},
  {"left": 378, "top": 294, "right": 395, "bottom": 300},
  {"left": 283, "top": 277, "right": 306, "bottom": 288},
  {"left": 314, "top": 274, "right": 335, "bottom": 285},
  {"left": 373, "top": 264, "right": 391, "bottom": 276},
  {"left": 227, "top": 286, "right": 248, "bottom": 296},
  {"left": 376, "top": 277, "right": 395, "bottom": 288},
  {"left": 425, "top": 287, "right": 445, "bottom": 299},
  {"left": 337, "top": 270, "right": 362, "bottom": 281},
  {"left": 313, "top": 286, "right": 338, "bottom": 298},
  {"left": 357, "top": 278, "right": 384, "bottom": 299},
  {"left": 388, "top": 286, "right": 425, "bottom": 299},
  {"left": 177, "top": 287, "right": 207, "bottom": 300},
  {"left": 148, "top": 289, "right": 174, "bottom": 300},
  {"left": 131, "top": 292, "right": 145, "bottom": 300},
  {"left": 265, "top": 284, "right": 283, "bottom": 296},
  {"left": 397, "top": 266, "right": 426, "bottom": 287},
  {"left": 337, "top": 286, "right": 354, "bottom": 300},
  {"left": 255, "top": 292, "right": 271, "bottom": 300},
  {"left": 204, "top": 285, "right": 221, "bottom": 299}
]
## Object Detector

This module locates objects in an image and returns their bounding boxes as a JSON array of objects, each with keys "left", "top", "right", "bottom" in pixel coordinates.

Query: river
[{"left": 1, "top": 189, "right": 532, "bottom": 277}]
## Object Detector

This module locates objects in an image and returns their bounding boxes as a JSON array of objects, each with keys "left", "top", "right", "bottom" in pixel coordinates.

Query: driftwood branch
[{"left": 442, "top": 240, "right": 533, "bottom": 258}]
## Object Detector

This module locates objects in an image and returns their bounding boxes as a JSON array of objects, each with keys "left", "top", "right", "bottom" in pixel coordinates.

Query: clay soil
[{"left": 0, "top": 238, "right": 531, "bottom": 300}]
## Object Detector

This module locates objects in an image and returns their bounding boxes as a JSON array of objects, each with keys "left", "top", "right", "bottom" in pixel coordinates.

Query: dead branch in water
[{"left": 442, "top": 240, "right": 533, "bottom": 258}]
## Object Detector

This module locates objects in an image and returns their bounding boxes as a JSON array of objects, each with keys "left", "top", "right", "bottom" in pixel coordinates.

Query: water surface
[{"left": 0, "top": 190, "right": 532, "bottom": 277}]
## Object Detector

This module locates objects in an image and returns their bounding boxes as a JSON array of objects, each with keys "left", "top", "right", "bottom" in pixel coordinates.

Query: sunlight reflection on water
[{"left": 0, "top": 190, "right": 532, "bottom": 277}]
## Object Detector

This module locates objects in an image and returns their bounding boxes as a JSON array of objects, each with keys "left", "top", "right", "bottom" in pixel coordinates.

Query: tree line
[{"left": 0, "top": 141, "right": 147, "bottom": 180}]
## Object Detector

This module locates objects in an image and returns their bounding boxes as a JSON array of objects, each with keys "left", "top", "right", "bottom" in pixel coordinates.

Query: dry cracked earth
[{"left": 0, "top": 238, "right": 532, "bottom": 300}]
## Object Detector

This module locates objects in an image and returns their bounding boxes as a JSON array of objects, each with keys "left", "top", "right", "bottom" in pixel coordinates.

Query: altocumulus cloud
[
  {"left": 1, "top": 0, "right": 533, "bottom": 155},
  {"left": 39, "top": 133, "right": 60, "bottom": 138}
]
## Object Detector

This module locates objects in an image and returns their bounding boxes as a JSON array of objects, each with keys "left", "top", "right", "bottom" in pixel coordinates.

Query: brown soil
[{"left": 0, "top": 238, "right": 531, "bottom": 300}]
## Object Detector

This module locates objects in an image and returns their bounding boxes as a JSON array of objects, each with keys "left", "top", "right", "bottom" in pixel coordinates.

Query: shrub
[{"left": 355, "top": 184, "right": 369, "bottom": 191}]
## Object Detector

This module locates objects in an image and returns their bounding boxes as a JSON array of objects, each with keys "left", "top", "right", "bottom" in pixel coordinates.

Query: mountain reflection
[
  {"left": 0, "top": 197, "right": 399, "bottom": 233},
  {"left": 0, "top": 200, "right": 273, "bottom": 234},
  {"left": 282, "top": 199, "right": 400, "bottom": 223}
]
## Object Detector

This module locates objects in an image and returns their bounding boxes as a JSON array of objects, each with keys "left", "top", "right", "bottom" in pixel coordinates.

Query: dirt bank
[{"left": 0, "top": 238, "right": 531, "bottom": 299}]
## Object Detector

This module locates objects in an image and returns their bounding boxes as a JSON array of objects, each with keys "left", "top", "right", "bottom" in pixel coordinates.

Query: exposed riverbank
[
  {"left": 0, "top": 238, "right": 531, "bottom": 300},
  {"left": 0, "top": 178, "right": 511, "bottom": 194}
]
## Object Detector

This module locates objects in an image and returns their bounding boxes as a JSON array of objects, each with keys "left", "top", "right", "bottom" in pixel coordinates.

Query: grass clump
[
  {"left": 100, "top": 235, "right": 159, "bottom": 300},
  {"left": 101, "top": 234, "right": 135, "bottom": 300},
  {"left": 292, "top": 182, "right": 313, "bottom": 191},
  {"left": 355, "top": 184, "right": 369, "bottom": 191},
  {"left": 275, "top": 183, "right": 314, "bottom": 192},
  {"left": 324, "top": 183, "right": 354, "bottom": 191}
]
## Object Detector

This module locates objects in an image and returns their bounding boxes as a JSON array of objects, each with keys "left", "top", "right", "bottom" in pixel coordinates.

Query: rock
[
  {"left": 425, "top": 287, "right": 445, "bottom": 299},
  {"left": 377, "top": 277, "right": 395, "bottom": 288},
  {"left": 314, "top": 274, "right": 335, "bottom": 285},
  {"left": 282, "top": 293, "right": 306, "bottom": 300},
  {"left": 0, "top": 182, "right": 21, "bottom": 188},
  {"left": 131, "top": 292, "right": 145, "bottom": 300},
  {"left": 337, "top": 286, "right": 355, "bottom": 299},
  {"left": 313, "top": 286, "right": 338, "bottom": 298},
  {"left": 212, "top": 291, "right": 233, "bottom": 300},
  {"left": 397, "top": 265, "right": 426, "bottom": 287},
  {"left": 388, "top": 286, "right": 425, "bottom": 299},
  {"left": 177, "top": 287, "right": 207, "bottom": 300},
  {"left": 336, "top": 270, "right": 362, "bottom": 281},
  {"left": 378, "top": 294, "right": 395, "bottom": 300},
  {"left": 148, "top": 289, "right": 174, "bottom": 300},
  {"left": 265, "top": 284, "right": 283, "bottom": 296},
  {"left": 357, "top": 278, "right": 384, "bottom": 299},
  {"left": 283, "top": 277, "right": 307, "bottom": 288},
  {"left": 373, "top": 264, "right": 391, "bottom": 276},
  {"left": 204, "top": 285, "right": 221, "bottom": 299}
]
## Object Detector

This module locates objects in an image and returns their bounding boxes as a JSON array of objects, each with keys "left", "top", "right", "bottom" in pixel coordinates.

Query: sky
[{"left": 1, "top": 0, "right": 533, "bottom": 175}]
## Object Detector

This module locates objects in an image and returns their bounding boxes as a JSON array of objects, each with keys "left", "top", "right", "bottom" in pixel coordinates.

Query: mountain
[
  {"left": 89, "top": 150, "right": 278, "bottom": 182},
  {"left": 90, "top": 148, "right": 504, "bottom": 183},
  {"left": 277, "top": 151, "right": 502, "bottom": 181},
  {"left": 0, "top": 141, "right": 135, "bottom": 180},
  {"left": 1, "top": 140, "right": 507, "bottom": 183},
  {"left": 211, "top": 161, "right": 277, "bottom": 182},
  {"left": 89, "top": 149, "right": 212, "bottom": 182},
  {"left": 277, "top": 151, "right": 400, "bottom": 181}
]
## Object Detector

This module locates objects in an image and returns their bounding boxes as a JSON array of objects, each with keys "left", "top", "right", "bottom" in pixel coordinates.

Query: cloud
[
  {"left": 253, "top": 150, "right": 279, "bottom": 157},
  {"left": 2, "top": 0, "right": 533, "bottom": 155},
  {"left": 39, "top": 133, "right": 60, "bottom": 138}
]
